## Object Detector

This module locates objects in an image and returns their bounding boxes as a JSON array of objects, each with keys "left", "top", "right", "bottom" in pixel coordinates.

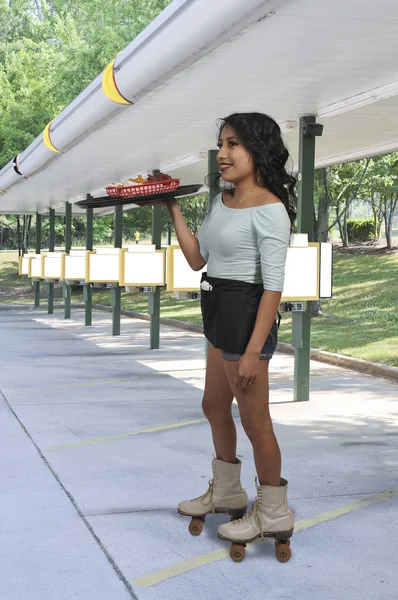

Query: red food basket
[
  {"left": 106, "top": 179, "right": 180, "bottom": 198},
  {"left": 105, "top": 186, "right": 122, "bottom": 198}
]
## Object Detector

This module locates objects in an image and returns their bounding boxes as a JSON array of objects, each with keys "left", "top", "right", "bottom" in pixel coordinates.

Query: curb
[
  {"left": 0, "top": 303, "right": 42, "bottom": 311},
  {"left": 1, "top": 302, "right": 397, "bottom": 383},
  {"left": 92, "top": 304, "right": 204, "bottom": 334},
  {"left": 275, "top": 341, "right": 398, "bottom": 382}
]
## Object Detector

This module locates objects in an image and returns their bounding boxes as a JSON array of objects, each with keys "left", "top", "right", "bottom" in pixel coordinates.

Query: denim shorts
[{"left": 222, "top": 318, "right": 278, "bottom": 361}]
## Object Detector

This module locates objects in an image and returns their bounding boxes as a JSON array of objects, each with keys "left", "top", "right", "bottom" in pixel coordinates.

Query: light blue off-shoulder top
[{"left": 197, "top": 192, "right": 291, "bottom": 292}]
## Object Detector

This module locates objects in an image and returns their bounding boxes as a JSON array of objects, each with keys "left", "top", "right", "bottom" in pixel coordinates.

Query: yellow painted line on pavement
[
  {"left": 45, "top": 418, "right": 208, "bottom": 452},
  {"left": 7, "top": 371, "right": 194, "bottom": 398},
  {"left": 132, "top": 486, "right": 398, "bottom": 587},
  {"left": 0, "top": 349, "right": 150, "bottom": 367},
  {"left": 8, "top": 376, "right": 140, "bottom": 397}
]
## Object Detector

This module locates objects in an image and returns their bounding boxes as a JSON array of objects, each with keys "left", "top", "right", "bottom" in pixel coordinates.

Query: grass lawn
[
  {"left": 0, "top": 252, "right": 64, "bottom": 303},
  {"left": 1, "top": 248, "right": 397, "bottom": 366},
  {"left": 278, "top": 250, "right": 398, "bottom": 366},
  {"left": 0, "top": 252, "right": 35, "bottom": 302}
]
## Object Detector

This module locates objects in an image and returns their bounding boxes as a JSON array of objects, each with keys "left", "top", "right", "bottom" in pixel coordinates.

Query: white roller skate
[
  {"left": 218, "top": 477, "right": 294, "bottom": 562},
  {"left": 178, "top": 458, "right": 248, "bottom": 536}
]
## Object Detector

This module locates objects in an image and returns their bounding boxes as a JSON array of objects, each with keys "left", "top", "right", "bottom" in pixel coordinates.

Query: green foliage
[
  {"left": 1, "top": 0, "right": 397, "bottom": 251},
  {"left": 0, "top": 194, "right": 209, "bottom": 249},
  {"left": 346, "top": 218, "right": 375, "bottom": 242},
  {"left": 0, "top": 214, "right": 19, "bottom": 248},
  {"left": 123, "top": 194, "right": 208, "bottom": 241},
  {"left": 178, "top": 195, "right": 208, "bottom": 235},
  {"left": 0, "top": 0, "right": 175, "bottom": 249},
  {"left": 278, "top": 252, "right": 398, "bottom": 366},
  {"left": 124, "top": 207, "right": 153, "bottom": 238},
  {"left": 363, "top": 154, "right": 398, "bottom": 248},
  {"left": 93, "top": 215, "right": 114, "bottom": 245},
  {"left": 321, "top": 160, "right": 369, "bottom": 216},
  {"left": 0, "top": 0, "right": 172, "bottom": 168}
]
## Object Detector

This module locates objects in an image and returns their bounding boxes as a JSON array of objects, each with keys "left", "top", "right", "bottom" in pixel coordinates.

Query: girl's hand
[
  {"left": 139, "top": 199, "right": 178, "bottom": 211},
  {"left": 139, "top": 199, "right": 167, "bottom": 207},
  {"left": 234, "top": 351, "right": 261, "bottom": 389}
]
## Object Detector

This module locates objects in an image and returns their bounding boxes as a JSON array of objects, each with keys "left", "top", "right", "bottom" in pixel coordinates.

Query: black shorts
[
  {"left": 223, "top": 318, "right": 277, "bottom": 361},
  {"left": 200, "top": 273, "right": 278, "bottom": 359}
]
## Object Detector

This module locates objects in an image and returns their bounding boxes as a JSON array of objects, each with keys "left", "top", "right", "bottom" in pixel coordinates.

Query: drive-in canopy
[{"left": 1, "top": 0, "right": 398, "bottom": 214}]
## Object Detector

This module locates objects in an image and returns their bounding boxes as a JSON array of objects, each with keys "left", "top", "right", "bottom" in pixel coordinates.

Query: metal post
[
  {"left": 64, "top": 202, "right": 72, "bottom": 319},
  {"left": 65, "top": 202, "right": 72, "bottom": 253},
  {"left": 207, "top": 149, "right": 219, "bottom": 208},
  {"left": 204, "top": 149, "right": 220, "bottom": 359},
  {"left": 85, "top": 202, "right": 93, "bottom": 326},
  {"left": 34, "top": 212, "right": 42, "bottom": 308},
  {"left": 293, "top": 116, "right": 322, "bottom": 402},
  {"left": 149, "top": 170, "right": 162, "bottom": 349},
  {"left": 47, "top": 208, "right": 55, "bottom": 314},
  {"left": 111, "top": 204, "right": 123, "bottom": 336}
]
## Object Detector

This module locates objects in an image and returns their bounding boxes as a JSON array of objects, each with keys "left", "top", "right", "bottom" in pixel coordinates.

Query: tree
[
  {"left": 311, "top": 160, "right": 370, "bottom": 317},
  {"left": 329, "top": 160, "right": 370, "bottom": 246},
  {"left": 124, "top": 206, "right": 153, "bottom": 240},
  {"left": 365, "top": 189, "right": 383, "bottom": 241},
  {"left": 0, "top": 0, "right": 173, "bottom": 168},
  {"left": 365, "top": 154, "right": 398, "bottom": 250},
  {"left": 16, "top": 214, "right": 33, "bottom": 254},
  {"left": 313, "top": 168, "right": 330, "bottom": 244},
  {"left": 312, "top": 160, "right": 370, "bottom": 249},
  {"left": 179, "top": 195, "right": 209, "bottom": 235},
  {"left": 0, "top": 0, "right": 173, "bottom": 253}
]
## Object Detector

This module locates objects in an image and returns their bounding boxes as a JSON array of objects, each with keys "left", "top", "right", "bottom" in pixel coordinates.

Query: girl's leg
[
  {"left": 178, "top": 343, "right": 248, "bottom": 522},
  {"left": 202, "top": 343, "right": 237, "bottom": 463},
  {"left": 223, "top": 359, "right": 281, "bottom": 485}
]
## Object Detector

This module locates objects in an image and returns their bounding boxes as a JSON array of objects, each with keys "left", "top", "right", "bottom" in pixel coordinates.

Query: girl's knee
[
  {"left": 202, "top": 395, "right": 232, "bottom": 422},
  {"left": 240, "top": 417, "right": 274, "bottom": 443}
]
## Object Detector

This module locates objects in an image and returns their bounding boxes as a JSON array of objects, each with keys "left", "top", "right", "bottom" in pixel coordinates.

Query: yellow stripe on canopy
[
  {"left": 102, "top": 59, "right": 132, "bottom": 105},
  {"left": 43, "top": 122, "right": 61, "bottom": 153}
]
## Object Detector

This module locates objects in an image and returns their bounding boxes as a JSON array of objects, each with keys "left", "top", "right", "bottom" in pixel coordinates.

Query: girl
[{"left": 163, "top": 113, "right": 296, "bottom": 557}]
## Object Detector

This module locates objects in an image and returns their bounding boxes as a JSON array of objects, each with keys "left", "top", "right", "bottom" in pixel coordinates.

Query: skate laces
[
  {"left": 191, "top": 479, "right": 215, "bottom": 513},
  {"left": 232, "top": 478, "right": 264, "bottom": 537},
  {"left": 232, "top": 497, "right": 264, "bottom": 537}
]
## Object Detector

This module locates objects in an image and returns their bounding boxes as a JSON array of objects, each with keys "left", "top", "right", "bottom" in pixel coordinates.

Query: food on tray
[
  {"left": 156, "top": 172, "right": 173, "bottom": 181},
  {"left": 130, "top": 175, "right": 148, "bottom": 184},
  {"left": 109, "top": 173, "right": 174, "bottom": 187}
]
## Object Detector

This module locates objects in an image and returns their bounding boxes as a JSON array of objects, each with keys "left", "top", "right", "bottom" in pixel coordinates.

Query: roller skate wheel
[
  {"left": 275, "top": 541, "right": 291, "bottom": 563},
  {"left": 230, "top": 544, "right": 246, "bottom": 562},
  {"left": 189, "top": 518, "right": 204, "bottom": 536}
]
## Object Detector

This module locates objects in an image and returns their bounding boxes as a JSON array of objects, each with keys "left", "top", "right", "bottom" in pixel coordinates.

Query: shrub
[{"left": 346, "top": 218, "right": 375, "bottom": 242}]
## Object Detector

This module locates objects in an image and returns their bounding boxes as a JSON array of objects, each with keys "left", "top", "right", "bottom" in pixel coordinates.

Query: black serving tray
[{"left": 76, "top": 184, "right": 204, "bottom": 209}]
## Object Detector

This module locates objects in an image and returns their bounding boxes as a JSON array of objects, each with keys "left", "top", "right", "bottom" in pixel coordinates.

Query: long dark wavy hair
[{"left": 217, "top": 112, "right": 297, "bottom": 228}]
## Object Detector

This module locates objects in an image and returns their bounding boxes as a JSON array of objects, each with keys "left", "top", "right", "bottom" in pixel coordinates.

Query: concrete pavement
[{"left": 0, "top": 308, "right": 397, "bottom": 600}]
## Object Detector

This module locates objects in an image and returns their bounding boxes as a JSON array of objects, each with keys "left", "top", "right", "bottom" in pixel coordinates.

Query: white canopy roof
[{"left": 1, "top": 0, "right": 398, "bottom": 215}]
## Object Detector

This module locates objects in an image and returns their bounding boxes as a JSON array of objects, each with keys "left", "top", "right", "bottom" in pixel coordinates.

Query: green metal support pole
[
  {"left": 65, "top": 202, "right": 72, "bottom": 253},
  {"left": 64, "top": 202, "right": 72, "bottom": 319},
  {"left": 85, "top": 202, "right": 93, "bottom": 326},
  {"left": 112, "top": 204, "right": 123, "bottom": 336},
  {"left": 34, "top": 212, "right": 42, "bottom": 308},
  {"left": 47, "top": 208, "right": 55, "bottom": 314},
  {"left": 293, "top": 116, "right": 318, "bottom": 402},
  {"left": 149, "top": 170, "right": 162, "bottom": 350},
  {"left": 207, "top": 149, "right": 219, "bottom": 208},
  {"left": 204, "top": 149, "right": 220, "bottom": 359}
]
